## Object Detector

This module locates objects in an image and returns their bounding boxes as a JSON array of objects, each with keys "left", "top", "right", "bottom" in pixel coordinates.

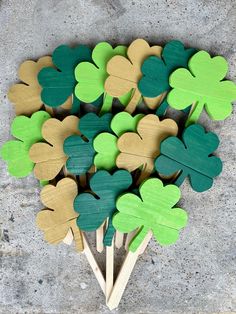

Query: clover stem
[
  {"left": 156, "top": 97, "right": 169, "bottom": 117},
  {"left": 129, "top": 226, "right": 149, "bottom": 252},
  {"left": 100, "top": 93, "right": 113, "bottom": 115},
  {"left": 103, "top": 216, "right": 116, "bottom": 246},
  {"left": 185, "top": 100, "right": 204, "bottom": 127},
  {"left": 173, "top": 170, "right": 186, "bottom": 187},
  {"left": 125, "top": 89, "right": 142, "bottom": 114},
  {"left": 70, "top": 93, "right": 81, "bottom": 115}
]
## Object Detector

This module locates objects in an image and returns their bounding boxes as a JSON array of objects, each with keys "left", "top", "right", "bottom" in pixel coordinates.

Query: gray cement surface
[{"left": 0, "top": 0, "right": 236, "bottom": 313}]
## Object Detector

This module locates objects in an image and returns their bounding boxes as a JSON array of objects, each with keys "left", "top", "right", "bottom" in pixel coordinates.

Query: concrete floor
[{"left": 0, "top": 0, "right": 236, "bottom": 313}]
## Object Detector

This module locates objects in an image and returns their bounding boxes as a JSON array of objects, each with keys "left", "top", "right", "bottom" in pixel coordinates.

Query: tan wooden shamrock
[
  {"left": 105, "top": 39, "right": 164, "bottom": 113},
  {"left": 8, "top": 57, "right": 71, "bottom": 116},
  {"left": 29, "top": 116, "right": 80, "bottom": 180},
  {"left": 116, "top": 114, "right": 178, "bottom": 181},
  {"left": 36, "top": 178, "right": 83, "bottom": 251}
]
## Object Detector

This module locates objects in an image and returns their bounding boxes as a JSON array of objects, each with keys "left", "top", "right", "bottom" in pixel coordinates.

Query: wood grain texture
[
  {"left": 37, "top": 178, "right": 83, "bottom": 251},
  {"left": 104, "top": 39, "right": 164, "bottom": 113},
  {"left": 113, "top": 178, "right": 188, "bottom": 252},
  {"left": 107, "top": 231, "right": 153, "bottom": 310},
  {"left": 155, "top": 124, "right": 223, "bottom": 192},
  {"left": 8, "top": 57, "right": 53, "bottom": 115},
  {"left": 116, "top": 114, "right": 178, "bottom": 181},
  {"left": 29, "top": 116, "right": 80, "bottom": 180},
  {"left": 74, "top": 170, "right": 132, "bottom": 246}
]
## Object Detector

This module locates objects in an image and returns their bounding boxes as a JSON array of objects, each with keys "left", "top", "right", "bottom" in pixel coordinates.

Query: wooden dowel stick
[
  {"left": 115, "top": 231, "right": 124, "bottom": 249},
  {"left": 106, "top": 239, "right": 114, "bottom": 302},
  {"left": 125, "top": 230, "right": 137, "bottom": 251},
  {"left": 82, "top": 233, "right": 106, "bottom": 295},
  {"left": 62, "top": 231, "right": 105, "bottom": 295},
  {"left": 107, "top": 231, "right": 152, "bottom": 310},
  {"left": 63, "top": 228, "right": 73, "bottom": 245},
  {"left": 96, "top": 223, "right": 105, "bottom": 253}
]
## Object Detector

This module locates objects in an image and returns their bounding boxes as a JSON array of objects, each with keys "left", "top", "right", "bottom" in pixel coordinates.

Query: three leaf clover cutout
[
  {"left": 155, "top": 124, "right": 223, "bottom": 192},
  {"left": 1, "top": 111, "right": 50, "bottom": 177},
  {"left": 168, "top": 50, "right": 236, "bottom": 125},
  {"left": 74, "top": 170, "right": 132, "bottom": 246},
  {"left": 38, "top": 45, "right": 92, "bottom": 113},
  {"left": 74, "top": 42, "right": 131, "bottom": 114},
  {"left": 113, "top": 178, "right": 188, "bottom": 252},
  {"left": 37, "top": 178, "right": 83, "bottom": 251}
]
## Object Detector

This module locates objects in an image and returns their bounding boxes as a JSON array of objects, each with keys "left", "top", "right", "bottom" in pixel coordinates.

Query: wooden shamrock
[
  {"left": 105, "top": 39, "right": 164, "bottom": 113},
  {"left": 155, "top": 124, "right": 222, "bottom": 192},
  {"left": 74, "top": 170, "right": 132, "bottom": 246},
  {"left": 1, "top": 111, "right": 50, "bottom": 177},
  {"left": 38, "top": 45, "right": 92, "bottom": 113},
  {"left": 64, "top": 113, "right": 112, "bottom": 175},
  {"left": 29, "top": 116, "right": 80, "bottom": 180},
  {"left": 37, "top": 178, "right": 83, "bottom": 251},
  {"left": 116, "top": 114, "right": 178, "bottom": 181},
  {"left": 93, "top": 112, "right": 144, "bottom": 170},
  {"left": 138, "top": 40, "right": 196, "bottom": 116},
  {"left": 8, "top": 57, "right": 53, "bottom": 115},
  {"left": 113, "top": 178, "right": 188, "bottom": 252},
  {"left": 74, "top": 42, "right": 131, "bottom": 114},
  {"left": 168, "top": 51, "right": 236, "bottom": 126}
]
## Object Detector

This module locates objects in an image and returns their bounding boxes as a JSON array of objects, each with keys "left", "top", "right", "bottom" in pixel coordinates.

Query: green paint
[
  {"left": 93, "top": 112, "right": 143, "bottom": 170},
  {"left": 1, "top": 111, "right": 50, "bottom": 177},
  {"left": 155, "top": 124, "right": 222, "bottom": 192},
  {"left": 168, "top": 51, "right": 236, "bottom": 125},
  {"left": 74, "top": 170, "right": 132, "bottom": 246},
  {"left": 113, "top": 178, "right": 188, "bottom": 252},
  {"left": 74, "top": 42, "right": 131, "bottom": 112},
  {"left": 139, "top": 40, "right": 196, "bottom": 98},
  {"left": 38, "top": 44, "right": 92, "bottom": 108},
  {"left": 63, "top": 113, "right": 112, "bottom": 175},
  {"left": 138, "top": 40, "right": 196, "bottom": 117}
]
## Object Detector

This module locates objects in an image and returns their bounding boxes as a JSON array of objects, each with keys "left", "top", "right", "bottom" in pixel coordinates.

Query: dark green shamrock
[
  {"left": 74, "top": 170, "right": 132, "bottom": 246},
  {"left": 38, "top": 45, "right": 93, "bottom": 113},
  {"left": 155, "top": 124, "right": 222, "bottom": 192},
  {"left": 63, "top": 113, "right": 112, "bottom": 175},
  {"left": 138, "top": 40, "right": 196, "bottom": 116}
]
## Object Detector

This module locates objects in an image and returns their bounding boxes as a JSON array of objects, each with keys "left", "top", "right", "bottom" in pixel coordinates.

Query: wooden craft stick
[
  {"left": 106, "top": 238, "right": 114, "bottom": 302},
  {"left": 62, "top": 228, "right": 74, "bottom": 245},
  {"left": 82, "top": 233, "right": 106, "bottom": 295},
  {"left": 125, "top": 230, "right": 138, "bottom": 251},
  {"left": 96, "top": 222, "right": 105, "bottom": 253},
  {"left": 115, "top": 231, "right": 124, "bottom": 249},
  {"left": 62, "top": 230, "right": 105, "bottom": 294},
  {"left": 107, "top": 231, "right": 152, "bottom": 310}
]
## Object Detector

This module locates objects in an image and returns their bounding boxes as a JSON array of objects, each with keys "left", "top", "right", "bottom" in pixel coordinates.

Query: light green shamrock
[
  {"left": 74, "top": 42, "right": 131, "bottom": 114},
  {"left": 168, "top": 50, "right": 236, "bottom": 126},
  {"left": 1, "top": 111, "right": 50, "bottom": 177},
  {"left": 93, "top": 112, "right": 144, "bottom": 170},
  {"left": 113, "top": 178, "right": 188, "bottom": 252}
]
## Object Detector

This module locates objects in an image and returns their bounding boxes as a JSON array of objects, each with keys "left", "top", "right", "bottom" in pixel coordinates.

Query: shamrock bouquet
[{"left": 2, "top": 39, "right": 235, "bottom": 309}]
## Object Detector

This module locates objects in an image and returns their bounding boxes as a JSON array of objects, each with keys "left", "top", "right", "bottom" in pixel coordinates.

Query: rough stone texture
[{"left": 0, "top": 0, "right": 236, "bottom": 313}]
